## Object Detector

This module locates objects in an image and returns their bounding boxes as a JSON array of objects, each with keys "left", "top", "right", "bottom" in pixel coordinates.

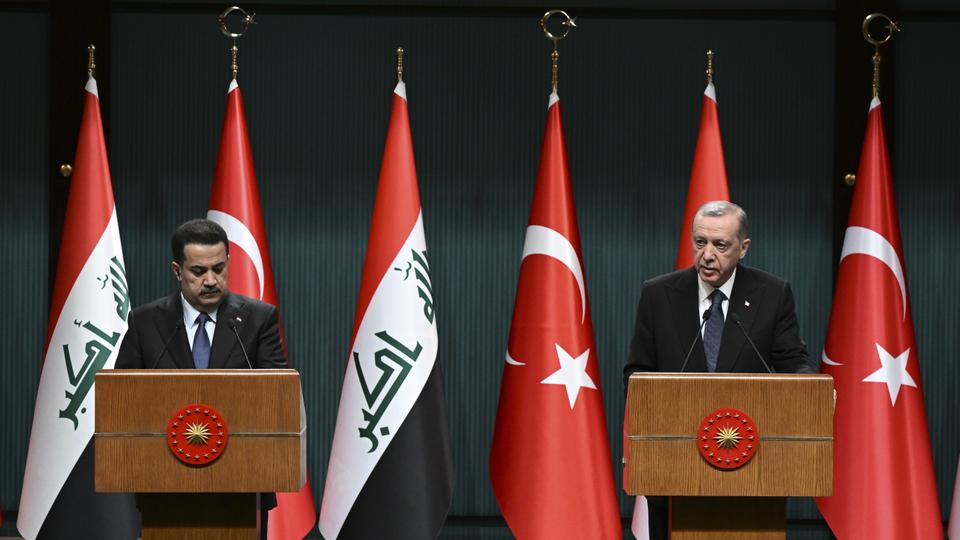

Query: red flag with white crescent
[
  {"left": 491, "top": 92, "right": 621, "bottom": 540},
  {"left": 815, "top": 97, "right": 942, "bottom": 539},
  {"left": 207, "top": 79, "right": 318, "bottom": 539},
  {"left": 631, "top": 81, "right": 731, "bottom": 539}
]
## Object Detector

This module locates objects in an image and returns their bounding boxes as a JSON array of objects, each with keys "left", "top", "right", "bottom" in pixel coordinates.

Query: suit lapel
[
  {"left": 209, "top": 294, "right": 241, "bottom": 369},
  {"left": 716, "top": 266, "right": 761, "bottom": 373},
  {"left": 154, "top": 294, "right": 194, "bottom": 369},
  {"left": 667, "top": 268, "right": 707, "bottom": 372}
]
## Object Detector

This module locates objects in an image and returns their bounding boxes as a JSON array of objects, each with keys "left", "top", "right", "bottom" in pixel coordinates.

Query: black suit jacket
[
  {"left": 115, "top": 292, "right": 287, "bottom": 370},
  {"left": 624, "top": 265, "right": 816, "bottom": 387}
]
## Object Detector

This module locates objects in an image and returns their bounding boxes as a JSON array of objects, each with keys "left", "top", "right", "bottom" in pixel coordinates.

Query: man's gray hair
[{"left": 695, "top": 200, "right": 749, "bottom": 241}]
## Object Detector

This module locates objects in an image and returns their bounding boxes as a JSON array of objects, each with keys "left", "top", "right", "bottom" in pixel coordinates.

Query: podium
[
  {"left": 624, "top": 373, "right": 833, "bottom": 540},
  {"left": 94, "top": 369, "right": 306, "bottom": 540}
]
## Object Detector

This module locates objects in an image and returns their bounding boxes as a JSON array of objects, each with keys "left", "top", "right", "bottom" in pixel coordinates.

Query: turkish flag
[
  {"left": 207, "top": 79, "right": 318, "bottom": 539},
  {"left": 490, "top": 92, "right": 621, "bottom": 539},
  {"left": 815, "top": 97, "right": 942, "bottom": 539},
  {"left": 674, "top": 82, "right": 729, "bottom": 270},
  {"left": 631, "top": 81, "right": 731, "bottom": 539}
]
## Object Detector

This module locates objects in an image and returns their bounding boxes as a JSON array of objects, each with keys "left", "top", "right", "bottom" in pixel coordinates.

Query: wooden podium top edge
[
  {"left": 98, "top": 368, "right": 299, "bottom": 377},
  {"left": 630, "top": 372, "right": 832, "bottom": 381}
]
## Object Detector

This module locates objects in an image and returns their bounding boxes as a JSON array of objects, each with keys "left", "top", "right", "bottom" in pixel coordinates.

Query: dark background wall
[{"left": 1, "top": 1, "right": 956, "bottom": 538}]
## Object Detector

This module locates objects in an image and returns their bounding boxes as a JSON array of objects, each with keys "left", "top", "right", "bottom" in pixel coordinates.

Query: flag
[
  {"left": 815, "top": 96, "right": 943, "bottom": 539},
  {"left": 18, "top": 75, "right": 138, "bottom": 540},
  {"left": 674, "top": 81, "right": 730, "bottom": 269},
  {"left": 949, "top": 456, "right": 959, "bottom": 540},
  {"left": 631, "top": 79, "right": 731, "bottom": 539},
  {"left": 319, "top": 79, "right": 453, "bottom": 540},
  {"left": 206, "top": 79, "right": 318, "bottom": 539},
  {"left": 490, "top": 91, "right": 621, "bottom": 539}
]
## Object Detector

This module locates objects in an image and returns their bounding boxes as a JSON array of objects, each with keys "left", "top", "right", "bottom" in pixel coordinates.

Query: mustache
[{"left": 199, "top": 287, "right": 222, "bottom": 295}]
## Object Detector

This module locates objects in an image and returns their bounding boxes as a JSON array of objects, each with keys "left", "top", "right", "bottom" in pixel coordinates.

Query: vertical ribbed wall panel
[
  {"left": 895, "top": 19, "right": 960, "bottom": 521},
  {"left": 107, "top": 12, "right": 837, "bottom": 522},
  {"left": 0, "top": 13, "right": 47, "bottom": 517}
]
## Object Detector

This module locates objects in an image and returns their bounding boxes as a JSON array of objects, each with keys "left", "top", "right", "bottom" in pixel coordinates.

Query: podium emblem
[
  {"left": 167, "top": 404, "right": 229, "bottom": 465},
  {"left": 696, "top": 407, "right": 757, "bottom": 470}
]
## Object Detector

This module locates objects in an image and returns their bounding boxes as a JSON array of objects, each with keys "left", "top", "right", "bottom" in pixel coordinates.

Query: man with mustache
[
  {"left": 623, "top": 201, "right": 816, "bottom": 540},
  {"left": 115, "top": 218, "right": 286, "bottom": 371}
]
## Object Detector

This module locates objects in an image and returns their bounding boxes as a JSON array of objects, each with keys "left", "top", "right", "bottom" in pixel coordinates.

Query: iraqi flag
[
  {"left": 815, "top": 96, "right": 943, "bottom": 539},
  {"left": 632, "top": 78, "right": 732, "bottom": 540},
  {"left": 490, "top": 91, "right": 622, "bottom": 540},
  {"left": 319, "top": 79, "right": 453, "bottom": 539},
  {"left": 206, "top": 78, "right": 318, "bottom": 539},
  {"left": 17, "top": 75, "right": 139, "bottom": 540}
]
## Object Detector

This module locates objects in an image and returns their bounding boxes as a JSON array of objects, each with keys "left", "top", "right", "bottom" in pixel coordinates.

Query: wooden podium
[
  {"left": 94, "top": 369, "right": 306, "bottom": 540},
  {"left": 624, "top": 373, "right": 833, "bottom": 540}
]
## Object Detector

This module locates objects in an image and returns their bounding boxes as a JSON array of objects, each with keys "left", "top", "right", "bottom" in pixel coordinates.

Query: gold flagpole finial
[
  {"left": 540, "top": 9, "right": 576, "bottom": 92},
  {"left": 218, "top": 6, "right": 256, "bottom": 80},
  {"left": 862, "top": 13, "right": 899, "bottom": 98},
  {"left": 87, "top": 44, "right": 96, "bottom": 77},
  {"left": 396, "top": 47, "right": 404, "bottom": 82},
  {"left": 706, "top": 49, "right": 714, "bottom": 85}
]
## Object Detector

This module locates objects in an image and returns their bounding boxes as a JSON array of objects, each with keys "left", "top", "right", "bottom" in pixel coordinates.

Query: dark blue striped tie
[
  {"left": 192, "top": 312, "right": 210, "bottom": 369},
  {"left": 703, "top": 290, "right": 726, "bottom": 372}
]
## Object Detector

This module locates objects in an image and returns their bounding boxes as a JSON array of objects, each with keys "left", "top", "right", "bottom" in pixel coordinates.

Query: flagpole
[
  {"left": 705, "top": 49, "right": 714, "bottom": 85},
  {"left": 218, "top": 5, "right": 256, "bottom": 80},
  {"left": 539, "top": 9, "right": 576, "bottom": 92},
  {"left": 861, "top": 13, "right": 899, "bottom": 98},
  {"left": 87, "top": 44, "right": 96, "bottom": 77},
  {"left": 396, "top": 46, "right": 404, "bottom": 82}
]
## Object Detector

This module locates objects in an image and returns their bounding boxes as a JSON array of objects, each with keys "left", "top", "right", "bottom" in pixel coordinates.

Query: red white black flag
[
  {"left": 18, "top": 75, "right": 138, "bottom": 540},
  {"left": 319, "top": 80, "right": 453, "bottom": 539}
]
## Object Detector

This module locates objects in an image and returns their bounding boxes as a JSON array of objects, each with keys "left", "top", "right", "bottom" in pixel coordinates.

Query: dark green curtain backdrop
[
  {"left": 1, "top": 4, "right": 958, "bottom": 538},
  {"left": 0, "top": 9, "right": 48, "bottom": 525}
]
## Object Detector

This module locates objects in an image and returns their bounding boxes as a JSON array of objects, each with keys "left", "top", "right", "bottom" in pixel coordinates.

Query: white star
[
  {"left": 862, "top": 343, "right": 917, "bottom": 406},
  {"left": 540, "top": 344, "right": 597, "bottom": 409}
]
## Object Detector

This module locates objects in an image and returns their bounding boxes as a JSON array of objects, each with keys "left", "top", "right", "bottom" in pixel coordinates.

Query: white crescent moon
[
  {"left": 840, "top": 226, "right": 907, "bottom": 321},
  {"left": 207, "top": 210, "right": 265, "bottom": 300},
  {"left": 823, "top": 225, "right": 908, "bottom": 368},
  {"left": 503, "top": 225, "right": 587, "bottom": 366}
]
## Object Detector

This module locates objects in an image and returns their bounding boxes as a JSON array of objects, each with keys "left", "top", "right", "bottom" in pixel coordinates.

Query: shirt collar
[
  {"left": 181, "top": 293, "right": 219, "bottom": 328},
  {"left": 697, "top": 267, "right": 737, "bottom": 304}
]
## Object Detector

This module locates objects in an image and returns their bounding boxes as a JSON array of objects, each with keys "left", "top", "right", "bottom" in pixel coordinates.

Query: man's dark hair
[{"left": 171, "top": 219, "right": 229, "bottom": 265}]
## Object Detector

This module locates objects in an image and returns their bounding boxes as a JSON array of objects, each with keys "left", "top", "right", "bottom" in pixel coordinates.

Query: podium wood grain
[
  {"left": 625, "top": 373, "right": 833, "bottom": 497},
  {"left": 95, "top": 369, "right": 306, "bottom": 493}
]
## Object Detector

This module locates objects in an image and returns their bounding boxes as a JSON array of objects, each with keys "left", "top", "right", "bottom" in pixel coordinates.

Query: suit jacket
[
  {"left": 115, "top": 292, "right": 287, "bottom": 370},
  {"left": 624, "top": 265, "right": 816, "bottom": 387}
]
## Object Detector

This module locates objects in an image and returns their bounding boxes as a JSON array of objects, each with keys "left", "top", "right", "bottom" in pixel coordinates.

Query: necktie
[
  {"left": 703, "top": 290, "right": 726, "bottom": 372},
  {"left": 193, "top": 312, "right": 210, "bottom": 369}
]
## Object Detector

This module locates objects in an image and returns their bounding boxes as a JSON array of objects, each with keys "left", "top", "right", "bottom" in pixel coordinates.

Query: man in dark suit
[
  {"left": 116, "top": 218, "right": 286, "bottom": 371},
  {"left": 114, "top": 218, "right": 286, "bottom": 537},
  {"left": 623, "top": 201, "right": 816, "bottom": 539}
]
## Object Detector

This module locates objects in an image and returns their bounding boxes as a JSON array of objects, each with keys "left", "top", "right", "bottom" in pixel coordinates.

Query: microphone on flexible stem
[
  {"left": 229, "top": 318, "right": 254, "bottom": 370},
  {"left": 679, "top": 309, "right": 712, "bottom": 373},
  {"left": 731, "top": 313, "right": 775, "bottom": 374},
  {"left": 149, "top": 320, "right": 184, "bottom": 369}
]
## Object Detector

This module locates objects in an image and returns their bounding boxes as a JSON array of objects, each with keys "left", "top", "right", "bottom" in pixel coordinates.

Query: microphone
[
  {"left": 679, "top": 309, "right": 712, "bottom": 373},
  {"left": 229, "top": 318, "right": 254, "bottom": 370},
  {"left": 149, "top": 320, "right": 184, "bottom": 369},
  {"left": 731, "top": 313, "right": 775, "bottom": 374}
]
